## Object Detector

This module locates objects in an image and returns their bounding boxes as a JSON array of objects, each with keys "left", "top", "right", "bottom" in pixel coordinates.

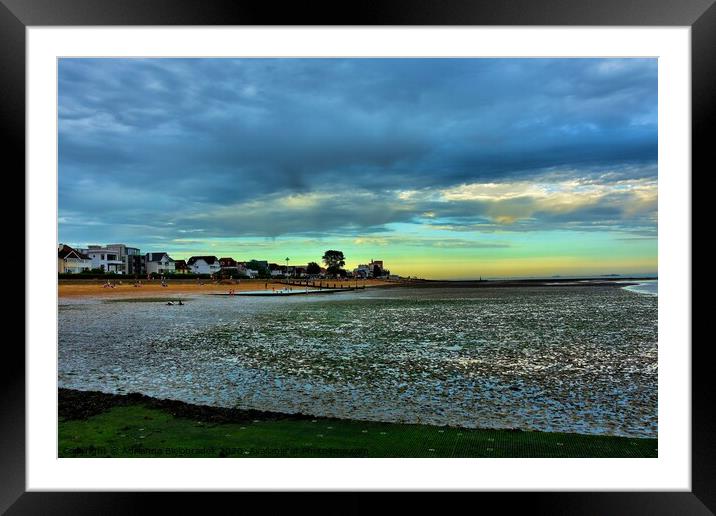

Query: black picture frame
[{"left": 4, "top": 0, "right": 709, "bottom": 512}]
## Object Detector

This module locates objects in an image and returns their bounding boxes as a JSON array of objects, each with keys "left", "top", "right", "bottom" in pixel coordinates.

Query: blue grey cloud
[{"left": 58, "top": 58, "right": 657, "bottom": 247}]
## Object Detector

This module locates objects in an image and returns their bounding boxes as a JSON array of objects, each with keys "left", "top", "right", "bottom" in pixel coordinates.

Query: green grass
[{"left": 59, "top": 404, "right": 657, "bottom": 458}]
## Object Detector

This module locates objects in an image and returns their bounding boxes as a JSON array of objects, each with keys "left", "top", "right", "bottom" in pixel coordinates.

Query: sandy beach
[{"left": 58, "top": 278, "right": 395, "bottom": 298}]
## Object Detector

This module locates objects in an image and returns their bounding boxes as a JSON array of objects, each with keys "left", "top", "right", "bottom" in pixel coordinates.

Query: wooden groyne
[
  {"left": 276, "top": 280, "right": 367, "bottom": 290},
  {"left": 210, "top": 281, "right": 363, "bottom": 297},
  {"left": 233, "top": 287, "right": 355, "bottom": 297}
]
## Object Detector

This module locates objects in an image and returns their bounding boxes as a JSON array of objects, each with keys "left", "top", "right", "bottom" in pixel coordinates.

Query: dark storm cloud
[{"left": 58, "top": 58, "right": 657, "bottom": 245}]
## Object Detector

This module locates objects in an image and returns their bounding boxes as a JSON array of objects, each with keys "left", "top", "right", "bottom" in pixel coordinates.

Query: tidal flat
[{"left": 58, "top": 285, "right": 657, "bottom": 438}]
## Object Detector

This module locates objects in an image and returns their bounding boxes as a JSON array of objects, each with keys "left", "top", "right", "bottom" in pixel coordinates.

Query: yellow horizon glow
[{"left": 386, "top": 256, "right": 657, "bottom": 279}]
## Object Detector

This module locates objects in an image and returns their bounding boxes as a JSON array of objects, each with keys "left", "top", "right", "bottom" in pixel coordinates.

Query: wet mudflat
[{"left": 58, "top": 285, "right": 657, "bottom": 438}]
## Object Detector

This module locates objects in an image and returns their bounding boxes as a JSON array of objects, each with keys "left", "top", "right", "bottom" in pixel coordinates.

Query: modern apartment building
[{"left": 81, "top": 243, "right": 144, "bottom": 275}]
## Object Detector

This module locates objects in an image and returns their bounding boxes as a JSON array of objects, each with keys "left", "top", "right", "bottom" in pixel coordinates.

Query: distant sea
[{"left": 462, "top": 273, "right": 658, "bottom": 281}]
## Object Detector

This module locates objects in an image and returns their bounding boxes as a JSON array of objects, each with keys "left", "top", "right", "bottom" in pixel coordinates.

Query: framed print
[{"left": 5, "top": 0, "right": 711, "bottom": 512}]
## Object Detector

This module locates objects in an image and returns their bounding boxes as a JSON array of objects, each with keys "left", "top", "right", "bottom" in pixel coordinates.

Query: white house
[
  {"left": 58, "top": 244, "right": 92, "bottom": 273},
  {"left": 353, "top": 259, "right": 386, "bottom": 279},
  {"left": 353, "top": 264, "right": 373, "bottom": 278},
  {"left": 145, "top": 252, "right": 175, "bottom": 275},
  {"left": 187, "top": 256, "right": 221, "bottom": 275},
  {"left": 81, "top": 245, "right": 125, "bottom": 274}
]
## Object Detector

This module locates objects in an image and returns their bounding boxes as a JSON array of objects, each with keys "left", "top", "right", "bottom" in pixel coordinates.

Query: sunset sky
[{"left": 58, "top": 58, "right": 657, "bottom": 279}]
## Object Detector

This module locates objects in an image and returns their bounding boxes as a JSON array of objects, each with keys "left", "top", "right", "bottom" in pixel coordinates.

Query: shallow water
[
  {"left": 58, "top": 286, "right": 658, "bottom": 437},
  {"left": 621, "top": 280, "right": 658, "bottom": 296}
]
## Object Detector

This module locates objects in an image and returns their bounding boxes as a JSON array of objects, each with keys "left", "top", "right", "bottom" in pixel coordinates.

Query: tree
[
  {"left": 306, "top": 262, "right": 321, "bottom": 275},
  {"left": 322, "top": 250, "right": 345, "bottom": 275}
]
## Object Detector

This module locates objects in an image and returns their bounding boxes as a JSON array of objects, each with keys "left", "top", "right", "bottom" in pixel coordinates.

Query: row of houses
[
  {"left": 58, "top": 244, "right": 188, "bottom": 275},
  {"left": 58, "top": 244, "right": 222, "bottom": 276},
  {"left": 59, "top": 242, "right": 392, "bottom": 279}
]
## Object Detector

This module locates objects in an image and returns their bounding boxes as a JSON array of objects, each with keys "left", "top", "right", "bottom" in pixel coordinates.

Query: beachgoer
[{"left": 178, "top": 300, "right": 184, "bottom": 305}]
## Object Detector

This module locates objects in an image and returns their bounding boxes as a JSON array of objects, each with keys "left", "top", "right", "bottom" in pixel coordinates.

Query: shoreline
[
  {"left": 57, "top": 276, "right": 653, "bottom": 298},
  {"left": 59, "top": 388, "right": 315, "bottom": 424},
  {"left": 58, "top": 388, "right": 657, "bottom": 458},
  {"left": 58, "top": 278, "right": 395, "bottom": 298}
]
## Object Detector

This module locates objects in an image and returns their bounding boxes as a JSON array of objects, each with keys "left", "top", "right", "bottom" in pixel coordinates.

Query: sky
[{"left": 58, "top": 58, "right": 657, "bottom": 279}]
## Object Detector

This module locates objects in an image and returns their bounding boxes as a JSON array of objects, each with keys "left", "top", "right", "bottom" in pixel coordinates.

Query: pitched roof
[
  {"left": 187, "top": 255, "right": 218, "bottom": 265},
  {"left": 219, "top": 257, "right": 237, "bottom": 267},
  {"left": 58, "top": 244, "right": 89, "bottom": 260},
  {"left": 174, "top": 260, "right": 188, "bottom": 269},
  {"left": 146, "top": 252, "right": 174, "bottom": 263}
]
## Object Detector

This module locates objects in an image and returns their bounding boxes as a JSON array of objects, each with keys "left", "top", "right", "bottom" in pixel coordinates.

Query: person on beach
[{"left": 178, "top": 300, "right": 184, "bottom": 305}]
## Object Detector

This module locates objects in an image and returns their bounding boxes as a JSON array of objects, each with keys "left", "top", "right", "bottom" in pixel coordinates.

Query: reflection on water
[{"left": 58, "top": 286, "right": 657, "bottom": 437}]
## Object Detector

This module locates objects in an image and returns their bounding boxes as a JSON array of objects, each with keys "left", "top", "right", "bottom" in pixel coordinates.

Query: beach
[{"left": 58, "top": 278, "right": 395, "bottom": 298}]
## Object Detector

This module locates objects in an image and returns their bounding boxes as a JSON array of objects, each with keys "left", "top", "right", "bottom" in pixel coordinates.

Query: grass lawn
[{"left": 59, "top": 403, "right": 658, "bottom": 458}]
